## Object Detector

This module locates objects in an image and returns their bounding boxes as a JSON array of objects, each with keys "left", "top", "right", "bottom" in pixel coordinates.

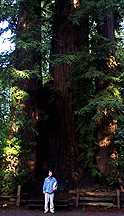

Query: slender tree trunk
[{"left": 95, "top": 10, "right": 117, "bottom": 175}]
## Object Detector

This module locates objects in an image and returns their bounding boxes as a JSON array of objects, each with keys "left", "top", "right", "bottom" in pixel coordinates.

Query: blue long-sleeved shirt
[{"left": 43, "top": 176, "right": 57, "bottom": 194}]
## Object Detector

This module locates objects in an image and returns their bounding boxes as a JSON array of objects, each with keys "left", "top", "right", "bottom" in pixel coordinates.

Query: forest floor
[{"left": 1, "top": 208, "right": 124, "bottom": 216}]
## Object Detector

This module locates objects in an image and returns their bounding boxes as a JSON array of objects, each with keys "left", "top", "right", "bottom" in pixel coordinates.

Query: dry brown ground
[{"left": 0, "top": 208, "right": 124, "bottom": 216}]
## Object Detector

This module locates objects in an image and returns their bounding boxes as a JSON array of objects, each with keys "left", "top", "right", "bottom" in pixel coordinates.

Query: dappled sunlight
[
  {"left": 11, "top": 86, "right": 29, "bottom": 104},
  {"left": 107, "top": 120, "right": 117, "bottom": 134},
  {"left": 99, "top": 136, "right": 111, "bottom": 147},
  {"left": 107, "top": 85, "right": 121, "bottom": 99},
  {"left": 73, "top": 0, "right": 80, "bottom": 8},
  {"left": 110, "top": 148, "right": 118, "bottom": 160},
  {"left": 11, "top": 68, "right": 31, "bottom": 79},
  {"left": 23, "top": 22, "right": 27, "bottom": 29},
  {"left": 107, "top": 55, "right": 119, "bottom": 71},
  {"left": 11, "top": 121, "right": 19, "bottom": 133},
  {"left": 19, "top": 15, "right": 28, "bottom": 31},
  {"left": 1, "top": 83, "right": 30, "bottom": 194},
  {"left": 96, "top": 116, "right": 118, "bottom": 175},
  {"left": 32, "top": 111, "right": 39, "bottom": 121},
  {"left": 3, "top": 138, "right": 20, "bottom": 174}
]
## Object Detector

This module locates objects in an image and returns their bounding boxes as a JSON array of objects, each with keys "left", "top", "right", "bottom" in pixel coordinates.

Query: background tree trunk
[
  {"left": 95, "top": 10, "right": 117, "bottom": 175},
  {"left": 13, "top": 0, "right": 42, "bottom": 195}
]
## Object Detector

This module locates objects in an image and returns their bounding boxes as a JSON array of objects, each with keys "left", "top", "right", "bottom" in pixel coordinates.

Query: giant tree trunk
[{"left": 50, "top": 0, "right": 89, "bottom": 180}]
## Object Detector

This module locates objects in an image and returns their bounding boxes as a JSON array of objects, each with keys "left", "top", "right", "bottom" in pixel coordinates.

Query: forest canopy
[{"left": 0, "top": 0, "right": 124, "bottom": 195}]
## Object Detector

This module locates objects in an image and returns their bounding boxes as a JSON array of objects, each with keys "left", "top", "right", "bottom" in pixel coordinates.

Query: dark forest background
[{"left": 0, "top": 0, "right": 124, "bottom": 195}]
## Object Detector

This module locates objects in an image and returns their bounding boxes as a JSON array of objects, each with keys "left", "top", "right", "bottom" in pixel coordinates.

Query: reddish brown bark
[
  {"left": 95, "top": 11, "right": 117, "bottom": 175},
  {"left": 51, "top": 0, "right": 89, "bottom": 178}
]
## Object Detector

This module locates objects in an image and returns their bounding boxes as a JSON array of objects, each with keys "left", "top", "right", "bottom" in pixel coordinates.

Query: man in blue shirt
[{"left": 43, "top": 170, "right": 57, "bottom": 214}]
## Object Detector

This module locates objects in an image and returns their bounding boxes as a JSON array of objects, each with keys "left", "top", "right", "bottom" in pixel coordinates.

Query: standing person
[{"left": 43, "top": 170, "right": 57, "bottom": 214}]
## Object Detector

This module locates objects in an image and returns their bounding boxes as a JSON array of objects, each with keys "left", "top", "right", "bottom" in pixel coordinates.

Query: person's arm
[
  {"left": 43, "top": 178, "right": 46, "bottom": 194},
  {"left": 53, "top": 178, "right": 57, "bottom": 191}
]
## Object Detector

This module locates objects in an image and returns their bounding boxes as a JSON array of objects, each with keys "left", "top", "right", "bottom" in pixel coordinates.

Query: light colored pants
[{"left": 44, "top": 192, "right": 54, "bottom": 212}]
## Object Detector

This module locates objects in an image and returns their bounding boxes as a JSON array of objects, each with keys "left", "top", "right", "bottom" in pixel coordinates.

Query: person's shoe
[
  {"left": 44, "top": 210, "right": 48, "bottom": 214},
  {"left": 50, "top": 210, "right": 54, "bottom": 214}
]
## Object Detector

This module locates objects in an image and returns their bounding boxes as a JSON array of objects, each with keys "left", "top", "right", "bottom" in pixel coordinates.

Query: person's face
[{"left": 48, "top": 170, "right": 52, "bottom": 177}]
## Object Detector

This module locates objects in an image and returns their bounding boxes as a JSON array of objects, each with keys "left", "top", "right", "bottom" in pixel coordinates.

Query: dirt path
[{"left": 0, "top": 208, "right": 124, "bottom": 216}]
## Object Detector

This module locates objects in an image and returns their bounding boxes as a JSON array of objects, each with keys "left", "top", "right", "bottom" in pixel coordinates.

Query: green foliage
[
  {"left": 0, "top": 69, "right": 11, "bottom": 179},
  {"left": 41, "top": 0, "right": 55, "bottom": 83},
  {"left": 68, "top": 1, "right": 124, "bottom": 181},
  {"left": 112, "top": 116, "right": 124, "bottom": 173},
  {"left": 1, "top": 0, "right": 124, "bottom": 192},
  {"left": 0, "top": 2, "right": 30, "bottom": 194},
  {"left": 70, "top": 0, "right": 124, "bottom": 25},
  {"left": 0, "top": 0, "right": 18, "bottom": 24}
]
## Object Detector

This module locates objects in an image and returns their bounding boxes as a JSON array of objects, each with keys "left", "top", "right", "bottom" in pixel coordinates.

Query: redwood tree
[{"left": 50, "top": 0, "right": 89, "bottom": 180}]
